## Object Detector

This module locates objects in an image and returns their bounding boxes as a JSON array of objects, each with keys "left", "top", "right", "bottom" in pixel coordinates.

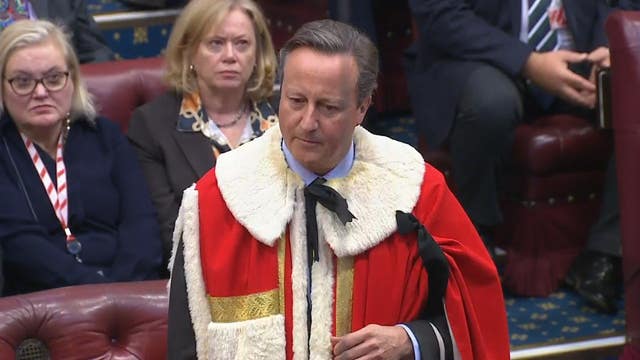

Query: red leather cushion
[
  {"left": 0, "top": 280, "right": 168, "bottom": 359},
  {"left": 511, "top": 114, "right": 612, "bottom": 175},
  {"left": 80, "top": 57, "right": 167, "bottom": 132}
]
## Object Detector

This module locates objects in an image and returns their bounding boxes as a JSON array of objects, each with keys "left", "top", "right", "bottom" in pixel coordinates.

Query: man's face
[{"left": 278, "top": 47, "right": 370, "bottom": 175}]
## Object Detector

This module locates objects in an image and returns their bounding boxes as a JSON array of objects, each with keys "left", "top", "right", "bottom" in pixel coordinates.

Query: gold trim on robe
[
  {"left": 208, "top": 289, "right": 281, "bottom": 322},
  {"left": 335, "top": 256, "right": 354, "bottom": 336},
  {"left": 278, "top": 234, "right": 286, "bottom": 315}
]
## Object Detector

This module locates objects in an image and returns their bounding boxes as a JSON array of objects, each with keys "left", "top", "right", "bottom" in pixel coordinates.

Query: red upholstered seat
[
  {"left": 419, "top": 114, "right": 612, "bottom": 297},
  {"left": 0, "top": 280, "right": 168, "bottom": 359},
  {"left": 81, "top": 57, "right": 167, "bottom": 131},
  {"left": 498, "top": 115, "right": 612, "bottom": 296}
]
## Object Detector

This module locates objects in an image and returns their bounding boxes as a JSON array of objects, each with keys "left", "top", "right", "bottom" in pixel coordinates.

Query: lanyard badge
[{"left": 21, "top": 132, "right": 82, "bottom": 261}]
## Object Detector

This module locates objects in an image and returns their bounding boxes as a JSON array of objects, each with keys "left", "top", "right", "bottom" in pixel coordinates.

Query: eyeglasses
[{"left": 6, "top": 71, "right": 70, "bottom": 95}]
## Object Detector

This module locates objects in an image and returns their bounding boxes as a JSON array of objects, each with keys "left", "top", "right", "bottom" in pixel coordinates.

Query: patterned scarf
[{"left": 176, "top": 91, "right": 278, "bottom": 158}]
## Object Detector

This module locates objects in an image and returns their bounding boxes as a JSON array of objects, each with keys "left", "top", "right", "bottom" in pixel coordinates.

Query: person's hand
[
  {"left": 331, "top": 324, "right": 413, "bottom": 360},
  {"left": 523, "top": 50, "right": 596, "bottom": 109},
  {"left": 586, "top": 46, "right": 610, "bottom": 84}
]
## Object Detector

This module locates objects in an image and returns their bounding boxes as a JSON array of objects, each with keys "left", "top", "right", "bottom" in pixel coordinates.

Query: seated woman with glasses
[{"left": 0, "top": 20, "right": 162, "bottom": 296}]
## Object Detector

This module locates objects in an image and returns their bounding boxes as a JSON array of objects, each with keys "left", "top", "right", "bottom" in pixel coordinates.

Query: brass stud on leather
[
  {"left": 567, "top": 195, "right": 575, "bottom": 203},
  {"left": 548, "top": 198, "right": 556, "bottom": 205}
]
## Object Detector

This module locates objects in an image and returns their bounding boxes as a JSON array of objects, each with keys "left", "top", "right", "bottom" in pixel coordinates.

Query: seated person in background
[
  {"left": 407, "top": 0, "right": 625, "bottom": 311},
  {"left": 127, "top": 0, "right": 278, "bottom": 270},
  {"left": 406, "top": 0, "right": 612, "bottom": 256},
  {"left": 0, "top": 20, "right": 161, "bottom": 296},
  {"left": 0, "top": 0, "right": 115, "bottom": 63},
  {"left": 167, "top": 19, "right": 509, "bottom": 359}
]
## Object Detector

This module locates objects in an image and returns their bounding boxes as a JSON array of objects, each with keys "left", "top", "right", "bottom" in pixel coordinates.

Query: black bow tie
[{"left": 304, "top": 177, "right": 356, "bottom": 263}]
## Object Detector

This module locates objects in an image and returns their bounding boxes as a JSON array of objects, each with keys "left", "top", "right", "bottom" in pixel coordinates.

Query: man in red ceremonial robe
[{"left": 167, "top": 18, "right": 510, "bottom": 360}]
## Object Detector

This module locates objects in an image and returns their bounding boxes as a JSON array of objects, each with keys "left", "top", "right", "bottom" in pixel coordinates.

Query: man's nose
[{"left": 299, "top": 105, "right": 319, "bottom": 130}]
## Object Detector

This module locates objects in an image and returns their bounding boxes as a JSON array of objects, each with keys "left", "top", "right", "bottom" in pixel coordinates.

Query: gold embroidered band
[
  {"left": 208, "top": 236, "right": 287, "bottom": 323},
  {"left": 208, "top": 288, "right": 281, "bottom": 322}
]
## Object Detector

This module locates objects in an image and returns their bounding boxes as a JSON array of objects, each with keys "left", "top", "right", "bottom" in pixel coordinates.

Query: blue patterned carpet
[
  {"left": 102, "top": 24, "right": 172, "bottom": 59},
  {"left": 87, "top": 0, "right": 175, "bottom": 59},
  {"left": 507, "top": 289, "right": 624, "bottom": 349}
]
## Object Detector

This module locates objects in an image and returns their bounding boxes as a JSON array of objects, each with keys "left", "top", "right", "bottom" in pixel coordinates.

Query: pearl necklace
[{"left": 213, "top": 104, "right": 247, "bottom": 129}]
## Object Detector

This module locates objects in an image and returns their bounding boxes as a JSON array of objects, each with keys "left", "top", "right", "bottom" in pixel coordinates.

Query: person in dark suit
[
  {"left": 0, "top": 0, "right": 114, "bottom": 63},
  {"left": 127, "top": 0, "right": 278, "bottom": 271},
  {"left": 406, "top": 0, "right": 619, "bottom": 311}
]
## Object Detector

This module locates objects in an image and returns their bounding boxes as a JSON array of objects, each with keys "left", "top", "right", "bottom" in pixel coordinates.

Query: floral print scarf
[{"left": 176, "top": 91, "right": 278, "bottom": 158}]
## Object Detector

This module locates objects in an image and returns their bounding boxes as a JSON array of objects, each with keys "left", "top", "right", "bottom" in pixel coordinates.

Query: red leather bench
[{"left": 0, "top": 280, "right": 168, "bottom": 359}]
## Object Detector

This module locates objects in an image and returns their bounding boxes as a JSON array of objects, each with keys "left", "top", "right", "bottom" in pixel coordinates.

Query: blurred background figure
[
  {"left": 0, "top": 20, "right": 161, "bottom": 295},
  {"left": 127, "top": 0, "right": 278, "bottom": 272},
  {"left": 0, "top": 0, "right": 115, "bottom": 63},
  {"left": 406, "top": 0, "right": 626, "bottom": 313}
]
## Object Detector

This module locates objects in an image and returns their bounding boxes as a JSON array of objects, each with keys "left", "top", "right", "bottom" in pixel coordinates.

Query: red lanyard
[{"left": 21, "top": 133, "right": 82, "bottom": 257}]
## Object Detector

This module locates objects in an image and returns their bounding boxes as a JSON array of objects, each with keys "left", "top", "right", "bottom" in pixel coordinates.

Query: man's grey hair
[{"left": 279, "top": 19, "right": 379, "bottom": 104}]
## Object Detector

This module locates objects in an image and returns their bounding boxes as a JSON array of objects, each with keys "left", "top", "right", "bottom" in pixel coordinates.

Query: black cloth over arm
[
  {"left": 167, "top": 239, "right": 197, "bottom": 359},
  {"left": 396, "top": 210, "right": 454, "bottom": 360}
]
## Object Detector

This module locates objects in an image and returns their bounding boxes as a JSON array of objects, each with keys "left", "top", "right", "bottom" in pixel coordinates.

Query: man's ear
[
  {"left": 355, "top": 96, "right": 372, "bottom": 126},
  {"left": 358, "top": 96, "right": 372, "bottom": 114}
]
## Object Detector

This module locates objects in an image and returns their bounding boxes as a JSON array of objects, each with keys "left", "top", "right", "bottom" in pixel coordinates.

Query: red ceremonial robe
[{"left": 171, "top": 126, "right": 509, "bottom": 359}]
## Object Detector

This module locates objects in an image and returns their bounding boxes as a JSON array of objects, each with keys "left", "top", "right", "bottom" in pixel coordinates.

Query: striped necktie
[{"left": 528, "top": 0, "right": 557, "bottom": 52}]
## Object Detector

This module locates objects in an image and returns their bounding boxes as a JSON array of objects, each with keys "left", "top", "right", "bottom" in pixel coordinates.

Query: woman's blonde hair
[
  {"left": 0, "top": 20, "right": 96, "bottom": 122},
  {"left": 164, "top": 0, "right": 276, "bottom": 102}
]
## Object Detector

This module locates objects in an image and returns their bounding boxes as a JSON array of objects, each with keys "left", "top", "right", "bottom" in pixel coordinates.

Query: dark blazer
[
  {"left": 127, "top": 92, "right": 214, "bottom": 262},
  {"left": 406, "top": 0, "right": 610, "bottom": 149},
  {"left": 31, "top": 0, "right": 115, "bottom": 63},
  {"left": 0, "top": 114, "right": 161, "bottom": 295}
]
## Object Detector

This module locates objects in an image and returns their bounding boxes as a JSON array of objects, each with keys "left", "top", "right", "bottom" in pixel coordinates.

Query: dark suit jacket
[
  {"left": 31, "top": 0, "right": 115, "bottom": 63},
  {"left": 406, "top": 0, "right": 610, "bottom": 149},
  {"left": 127, "top": 92, "right": 214, "bottom": 263}
]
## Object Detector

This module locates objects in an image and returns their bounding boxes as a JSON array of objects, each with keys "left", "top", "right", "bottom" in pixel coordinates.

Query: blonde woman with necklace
[{"left": 127, "top": 0, "right": 278, "bottom": 270}]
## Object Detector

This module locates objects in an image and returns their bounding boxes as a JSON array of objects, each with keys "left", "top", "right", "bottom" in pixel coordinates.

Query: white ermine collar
[{"left": 215, "top": 126, "right": 426, "bottom": 256}]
